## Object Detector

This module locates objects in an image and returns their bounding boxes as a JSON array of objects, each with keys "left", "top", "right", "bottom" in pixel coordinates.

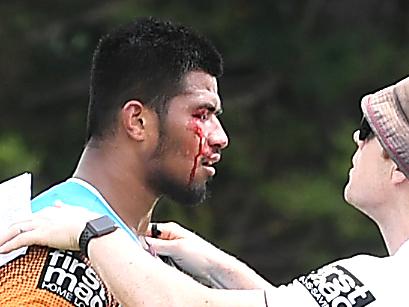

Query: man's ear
[
  {"left": 121, "top": 100, "right": 146, "bottom": 141},
  {"left": 391, "top": 165, "right": 407, "bottom": 185}
]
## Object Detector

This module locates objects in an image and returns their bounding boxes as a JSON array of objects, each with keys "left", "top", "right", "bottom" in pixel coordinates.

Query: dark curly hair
[{"left": 86, "top": 17, "right": 223, "bottom": 141}]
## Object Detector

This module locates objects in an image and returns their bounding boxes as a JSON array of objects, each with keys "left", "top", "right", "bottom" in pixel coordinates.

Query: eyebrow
[{"left": 196, "top": 102, "right": 223, "bottom": 116}]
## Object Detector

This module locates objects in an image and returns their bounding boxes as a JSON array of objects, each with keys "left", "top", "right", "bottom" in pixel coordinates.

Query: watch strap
[{"left": 79, "top": 215, "right": 118, "bottom": 258}]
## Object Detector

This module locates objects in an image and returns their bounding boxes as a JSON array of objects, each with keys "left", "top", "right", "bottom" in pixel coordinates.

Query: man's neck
[
  {"left": 375, "top": 201, "right": 409, "bottom": 255},
  {"left": 73, "top": 144, "right": 158, "bottom": 234}
]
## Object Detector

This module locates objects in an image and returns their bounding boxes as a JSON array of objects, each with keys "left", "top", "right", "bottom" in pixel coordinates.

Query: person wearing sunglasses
[{"left": 2, "top": 76, "right": 409, "bottom": 306}]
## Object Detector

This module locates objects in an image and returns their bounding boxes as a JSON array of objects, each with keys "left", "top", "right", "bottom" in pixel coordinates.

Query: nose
[
  {"left": 353, "top": 130, "right": 360, "bottom": 144},
  {"left": 353, "top": 130, "right": 364, "bottom": 149},
  {"left": 207, "top": 118, "right": 229, "bottom": 150}
]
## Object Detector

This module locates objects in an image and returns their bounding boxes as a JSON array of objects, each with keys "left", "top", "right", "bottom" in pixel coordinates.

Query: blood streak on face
[{"left": 188, "top": 119, "right": 207, "bottom": 185}]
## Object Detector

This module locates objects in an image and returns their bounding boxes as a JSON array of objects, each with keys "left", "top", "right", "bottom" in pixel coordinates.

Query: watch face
[{"left": 89, "top": 216, "right": 117, "bottom": 234}]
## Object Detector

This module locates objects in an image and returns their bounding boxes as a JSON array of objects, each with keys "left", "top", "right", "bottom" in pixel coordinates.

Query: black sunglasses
[{"left": 359, "top": 117, "right": 375, "bottom": 141}]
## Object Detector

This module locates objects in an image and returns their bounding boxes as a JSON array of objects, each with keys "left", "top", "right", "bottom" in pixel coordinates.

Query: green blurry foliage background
[{"left": 2, "top": 0, "right": 408, "bottom": 283}]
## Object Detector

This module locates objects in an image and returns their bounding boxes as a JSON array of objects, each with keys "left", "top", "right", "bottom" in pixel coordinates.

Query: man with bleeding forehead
[{"left": 0, "top": 17, "right": 228, "bottom": 305}]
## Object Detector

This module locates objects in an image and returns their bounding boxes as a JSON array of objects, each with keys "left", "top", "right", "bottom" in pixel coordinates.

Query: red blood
[{"left": 188, "top": 122, "right": 207, "bottom": 185}]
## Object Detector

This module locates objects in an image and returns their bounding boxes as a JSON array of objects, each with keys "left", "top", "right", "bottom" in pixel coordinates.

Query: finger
[
  {"left": 150, "top": 223, "right": 162, "bottom": 238},
  {"left": 146, "top": 223, "right": 164, "bottom": 238},
  {"left": 0, "top": 228, "right": 20, "bottom": 247},
  {"left": 8, "top": 218, "right": 36, "bottom": 228},
  {"left": 0, "top": 220, "right": 36, "bottom": 247},
  {"left": 146, "top": 223, "right": 161, "bottom": 237},
  {"left": 145, "top": 237, "right": 178, "bottom": 257},
  {"left": 147, "top": 222, "right": 187, "bottom": 240},
  {"left": 0, "top": 230, "right": 41, "bottom": 254},
  {"left": 146, "top": 224, "right": 153, "bottom": 237}
]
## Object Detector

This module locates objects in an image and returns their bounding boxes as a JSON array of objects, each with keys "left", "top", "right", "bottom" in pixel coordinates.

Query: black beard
[
  {"left": 147, "top": 114, "right": 211, "bottom": 207},
  {"left": 148, "top": 168, "right": 208, "bottom": 207}
]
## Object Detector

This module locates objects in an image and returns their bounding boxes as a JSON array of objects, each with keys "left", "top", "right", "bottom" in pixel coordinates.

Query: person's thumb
[{"left": 145, "top": 237, "right": 179, "bottom": 257}]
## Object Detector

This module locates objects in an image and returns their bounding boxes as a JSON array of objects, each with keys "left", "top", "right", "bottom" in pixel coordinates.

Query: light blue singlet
[{"left": 31, "top": 178, "right": 140, "bottom": 244}]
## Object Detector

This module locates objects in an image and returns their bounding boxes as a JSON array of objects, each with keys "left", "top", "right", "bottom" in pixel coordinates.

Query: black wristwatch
[{"left": 79, "top": 215, "right": 118, "bottom": 257}]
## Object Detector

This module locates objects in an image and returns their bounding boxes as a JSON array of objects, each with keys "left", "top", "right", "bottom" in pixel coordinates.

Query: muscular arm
[
  {"left": 146, "top": 222, "right": 273, "bottom": 290},
  {"left": 199, "top": 252, "right": 273, "bottom": 290},
  {"left": 89, "top": 229, "right": 268, "bottom": 307},
  {"left": 1, "top": 208, "right": 381, "bottom": 306},
  {"left": 0, "top": 208, "right": 274, "bottom": 306}
]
